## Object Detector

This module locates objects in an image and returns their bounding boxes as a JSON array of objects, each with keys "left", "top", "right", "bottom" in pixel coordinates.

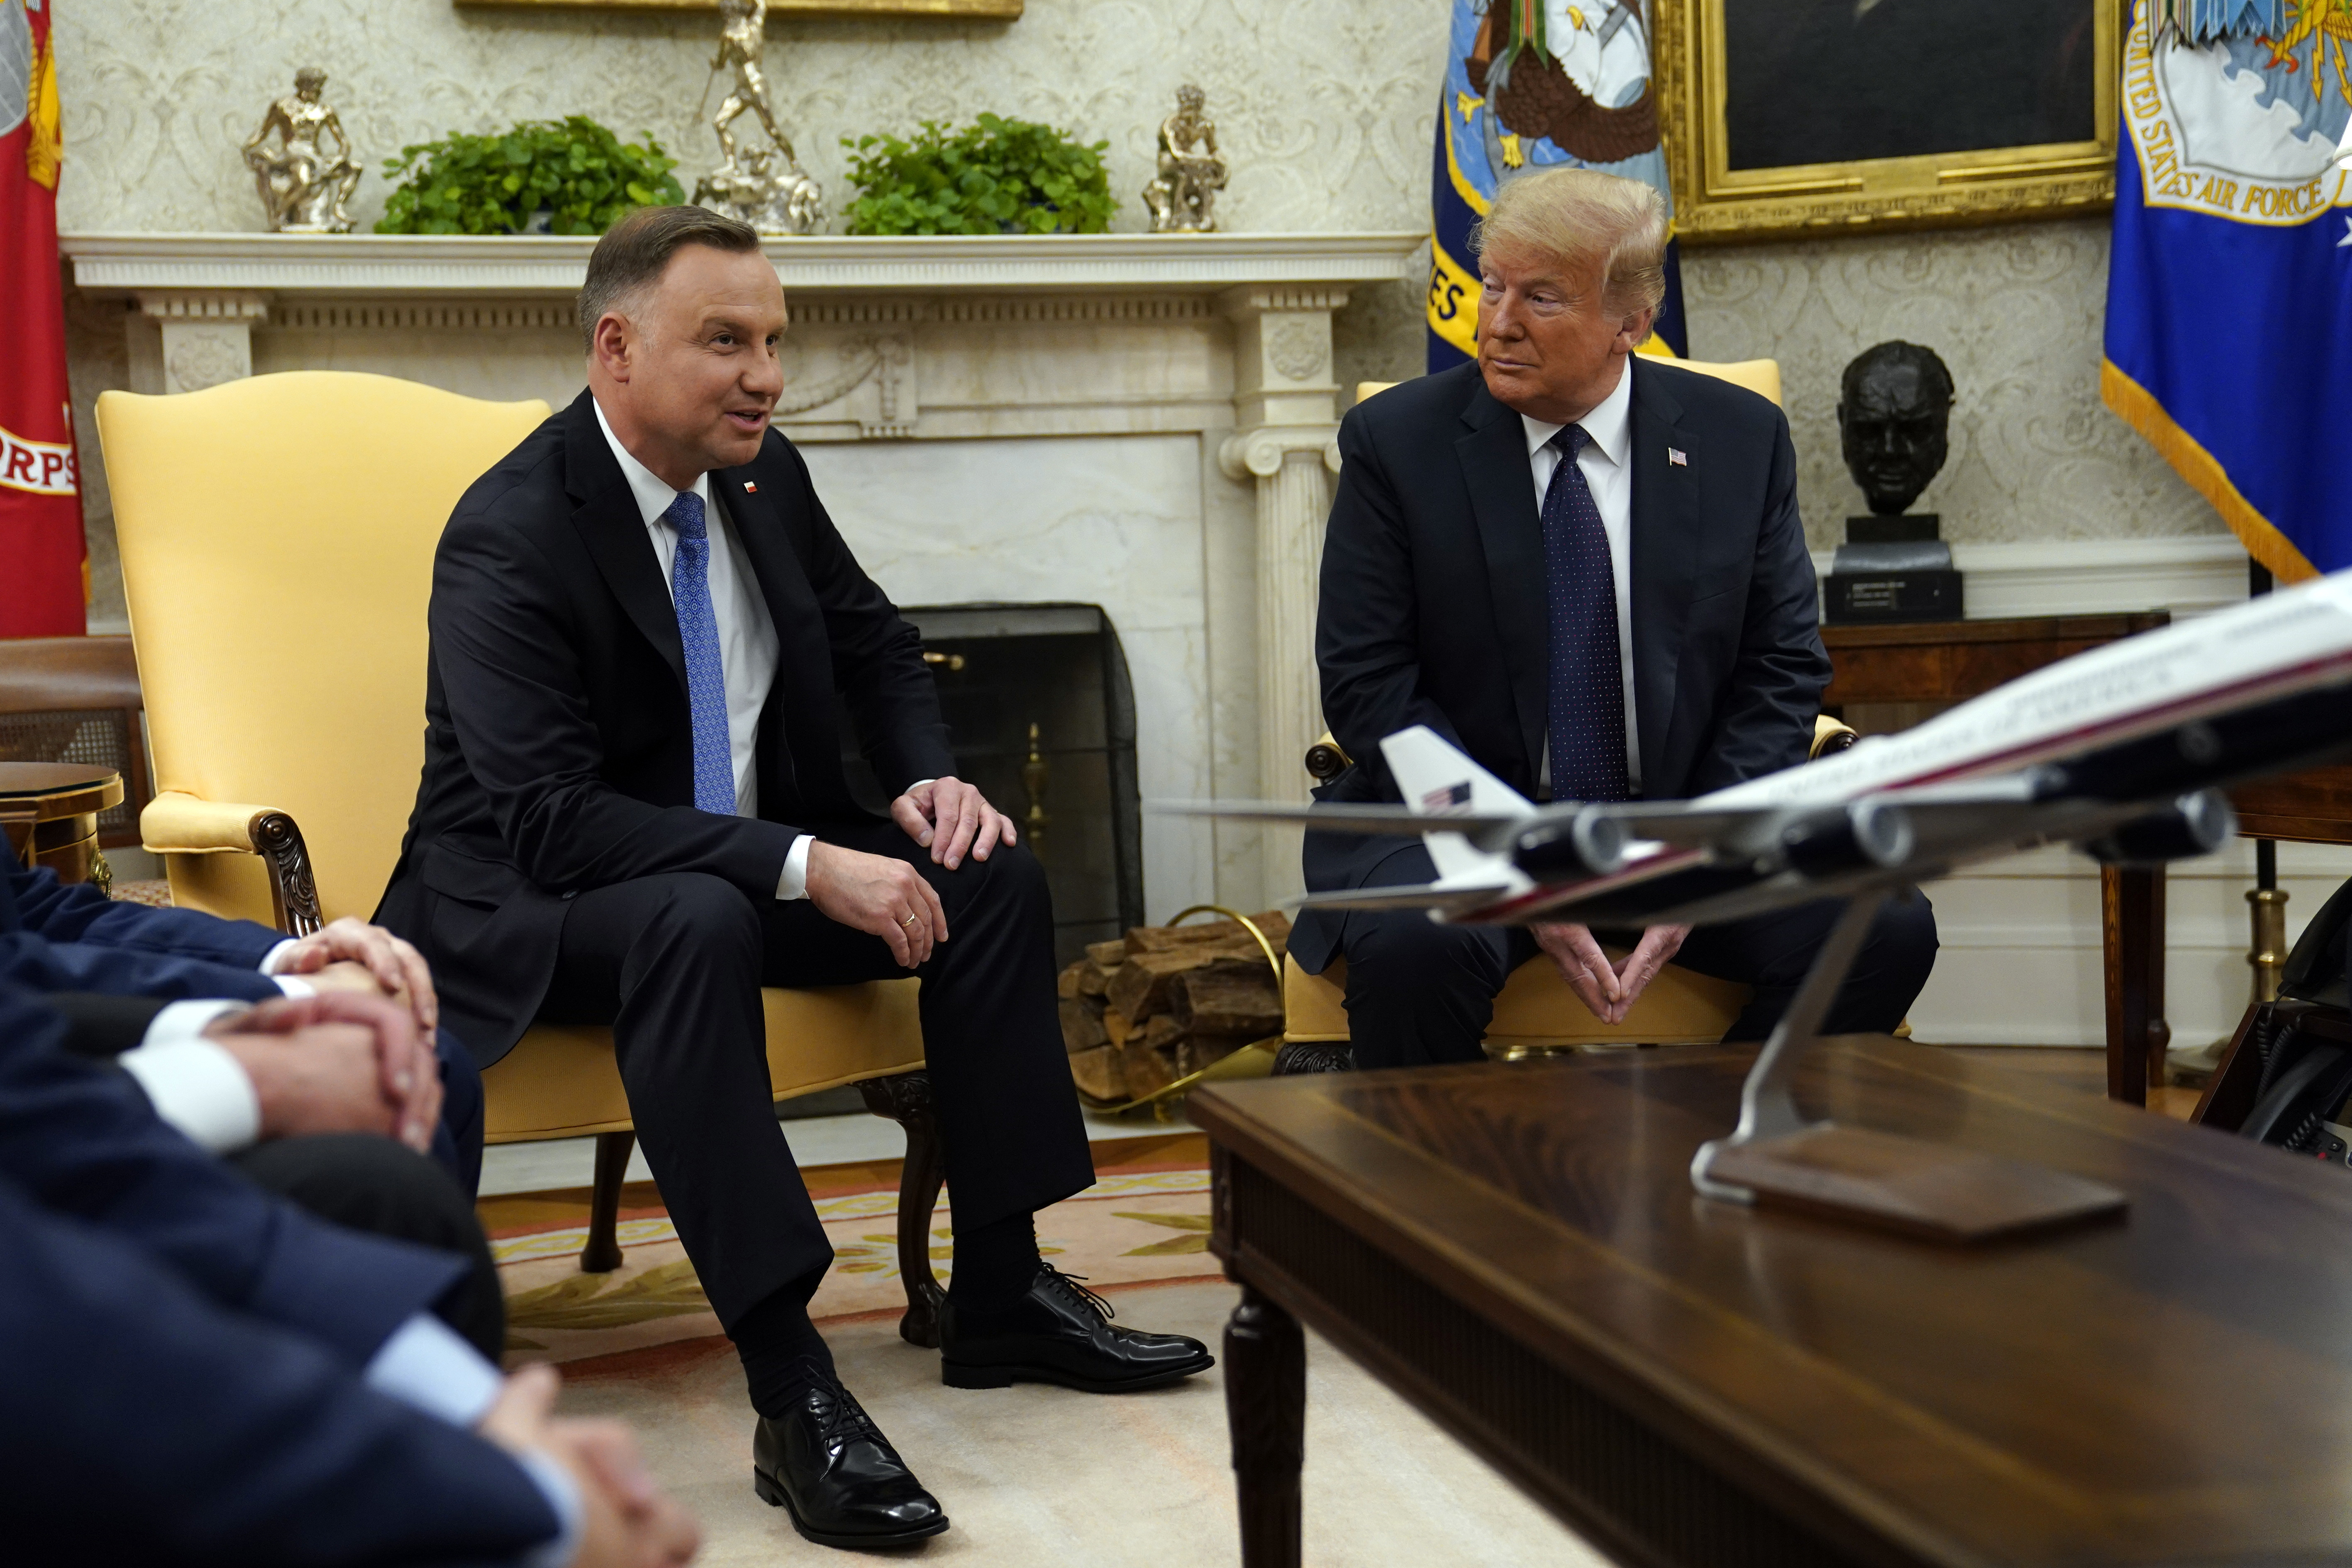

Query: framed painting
[
  {"left": 452, "top": 0, "right": 1019, "bottom": 15},
  {"left": 1654, "top": 0, "right": 2120, "bottom": 243}
]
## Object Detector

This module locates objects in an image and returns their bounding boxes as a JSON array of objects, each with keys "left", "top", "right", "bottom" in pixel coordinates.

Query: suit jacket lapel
[
  {"left": 715, "top": 455, "right": 843, "bottom": 812},
  {"left": 1627, "top": 357, "right": 1698, "bottom": 794},
  {"left": 1455, "top": 380, "right": 1549, "bottom": 783},
  {"left": 559, "top": 393, "right": 687, "bottom": 694}
]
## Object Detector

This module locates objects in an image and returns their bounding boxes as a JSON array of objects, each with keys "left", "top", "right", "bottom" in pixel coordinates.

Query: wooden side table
[
  {"left": 1822, "top": 613, "right": 2175, "bottom": 1105},
  {"left": 0, "top": 761, "right": 126, "bottom": 888}
]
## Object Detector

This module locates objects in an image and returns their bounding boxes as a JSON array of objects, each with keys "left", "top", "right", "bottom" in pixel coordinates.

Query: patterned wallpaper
[
  {"left": 51, "top": 0, "right": 1447, "bottom": 235},
  {"left": 1679, "top": 222, "right": 2219, "bottom": 551},
  {"left": 54, "top": 0, "right": 2217, "bottom": 627}
]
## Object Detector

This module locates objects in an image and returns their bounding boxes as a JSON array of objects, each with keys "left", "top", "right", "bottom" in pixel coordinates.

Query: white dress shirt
[
  {"left": 1521, "top": 360, "right": 1642, "bottom": 795},
  {"left": 591, "top": 399, "right": 814, "bottom": 900}
]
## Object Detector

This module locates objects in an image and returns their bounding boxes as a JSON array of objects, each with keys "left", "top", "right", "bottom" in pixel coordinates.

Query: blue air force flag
[
  {"left": 2105, "top": 0, "right": 2352, "bottom": 579},
  {"left": 1429, "top": 0, "right": 1688, "bottom": 372}
]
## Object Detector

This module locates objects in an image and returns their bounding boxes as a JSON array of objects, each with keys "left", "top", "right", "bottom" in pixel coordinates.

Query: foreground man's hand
[
  {"left": 891, "top": 776, "right": 1016, "bottom": 871},
  {"left": 272, "top": 915, "right": 440, "bottom": 1033},
  {"left": 805, "top": 841, "right": 948, "bottom": 968},
  {"left": 481, "top": 1364, "right": 701, "bottom": 1568},
  {"left": 205, "top": 992, "right": 440, "bottom": 1151}
]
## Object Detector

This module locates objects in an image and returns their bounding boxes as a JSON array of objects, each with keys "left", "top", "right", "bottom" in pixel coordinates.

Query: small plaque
[{"left": 1825, "top": 568, "right": 1964, "bottom": 625}]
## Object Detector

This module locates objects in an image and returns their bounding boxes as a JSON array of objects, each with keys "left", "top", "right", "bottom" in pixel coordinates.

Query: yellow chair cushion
[
  {"left": 1284, "top": 951, "right": 1749, "bottom": 1050},
  {"left": 483, "top": 980, "right": 925, "bottom": 1143}
]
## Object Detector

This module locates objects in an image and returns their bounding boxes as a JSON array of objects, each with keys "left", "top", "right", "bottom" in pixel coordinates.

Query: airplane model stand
[{"left": 1690, "top": 887, "right": 2130, "bottom": 1243}]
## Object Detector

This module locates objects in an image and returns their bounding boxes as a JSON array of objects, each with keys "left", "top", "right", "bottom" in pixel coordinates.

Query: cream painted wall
[{"left": 56, "top": 0, "right": 2218, "bottom": 607}]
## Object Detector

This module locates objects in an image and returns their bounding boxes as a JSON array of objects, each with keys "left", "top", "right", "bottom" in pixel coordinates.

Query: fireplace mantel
[
  {"left": 63, "top": 228, "right": 1427, "bottom": 910},
  {"left": 61, "top": 229, "right": 1423, "bottom": 299}
]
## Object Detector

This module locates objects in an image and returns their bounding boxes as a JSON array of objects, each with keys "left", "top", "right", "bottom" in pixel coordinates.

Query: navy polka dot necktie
[
  {"left": 1542, "top": 425, "right": 1630, "bottom": 804},
  {"left": 665, "top": 491, "right": 738, "bottom": 816}
]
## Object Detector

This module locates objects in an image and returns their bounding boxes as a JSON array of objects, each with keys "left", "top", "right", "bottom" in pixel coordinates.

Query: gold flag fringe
[{"left": 2100, "top": 358, "right": 2318, "bottom": 583}]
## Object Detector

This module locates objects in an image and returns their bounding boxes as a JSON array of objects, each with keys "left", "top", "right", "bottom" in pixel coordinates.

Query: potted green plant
[
  {"left": 375, "top": 117, "right": 686, "bottom": 236},
  {"left": 840, "top": 113, "right": 1117, "bottom": 236}
]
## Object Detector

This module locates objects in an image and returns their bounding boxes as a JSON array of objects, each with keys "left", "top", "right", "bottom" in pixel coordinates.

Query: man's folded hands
[{"left": 202, "top": 991, "right": 442, "bottom": 1152}]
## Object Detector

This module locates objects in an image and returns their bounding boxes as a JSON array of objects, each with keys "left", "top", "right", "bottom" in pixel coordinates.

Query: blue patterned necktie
[
  {"left": 1542, "top": 425, "right": 1631, "bottom": 804},
  {"left": 665, "top": 491, "right": 737, "bottom": 815}
]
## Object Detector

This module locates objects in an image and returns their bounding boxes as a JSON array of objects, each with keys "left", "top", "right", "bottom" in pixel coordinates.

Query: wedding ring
[{"left": 900, "top": 912, "right": 922, "bottom": 928}]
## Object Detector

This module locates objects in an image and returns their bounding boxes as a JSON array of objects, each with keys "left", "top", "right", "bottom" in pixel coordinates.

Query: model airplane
[
  {"left": 1159, "top": 570, "right": 2352, "bottom": 1242},
  {"left": 1163, "top": 569, "right": 2352, "bottom": 932}
]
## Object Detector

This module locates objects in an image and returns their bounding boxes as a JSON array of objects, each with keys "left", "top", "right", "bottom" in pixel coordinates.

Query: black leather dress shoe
[
  {"left": 751, "top": 1368, "right": 949, "bottom": 1549},
  {"left": 939, "top": 1264, "right": 1216, "bottom": 1392}
]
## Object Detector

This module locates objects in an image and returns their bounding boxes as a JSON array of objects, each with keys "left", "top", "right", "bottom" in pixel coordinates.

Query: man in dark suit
[
  {"left": 376, "top": 204, "right": 1210, "bottom": 1549},
  {"left": 1297, "top": 166, "right": 1936, "bottom": 1069},
  {"left": 3, "top": 841, "right": 483, "bottom": 1194},
  {"left": 0, "top": 980, "right": 698, "bottom": 1565}
]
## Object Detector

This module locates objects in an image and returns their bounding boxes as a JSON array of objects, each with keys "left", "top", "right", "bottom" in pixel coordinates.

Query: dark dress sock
[
  {"left": 946, "top": 1210, "right": 1044, "bottom": 1329},
  {"left": 734, "top": 1282, "right": 837, "bottom": 1419}
]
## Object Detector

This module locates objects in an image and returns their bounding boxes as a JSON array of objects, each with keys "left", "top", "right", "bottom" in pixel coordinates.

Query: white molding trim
[
  {"left": 1812, "top": 534, "right": 2251, "bottom": 621},
  {"left": 60, "top": 230, "right": 1429, "bottom": 297}
]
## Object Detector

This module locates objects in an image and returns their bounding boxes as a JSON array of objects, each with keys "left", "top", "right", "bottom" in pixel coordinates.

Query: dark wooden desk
[
  {"left": 1199, "top": 1047, "right": 2352, "bottom": 1568},
  {"left": 1823, "top": 613, "right": 2174, "bottom": 1104},
  {"left": 2230, "top": 764, "right": 2352, "bottom": 848}
]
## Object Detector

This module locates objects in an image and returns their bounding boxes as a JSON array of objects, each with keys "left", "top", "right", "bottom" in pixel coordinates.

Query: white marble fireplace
[{"left": 62, "top": 231, "right": 1424, "bottom": 917}]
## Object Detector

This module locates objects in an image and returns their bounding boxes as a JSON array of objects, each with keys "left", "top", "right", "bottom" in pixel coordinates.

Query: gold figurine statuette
[
  {"left": 241, "top": 67, "right": 362, "bottom": 234},
  {"left": 1144, "top": 84, "right": 1226, "bottom": 234},
  {"left": 691, "top": 0, "right": 826, "bottom": 236}
]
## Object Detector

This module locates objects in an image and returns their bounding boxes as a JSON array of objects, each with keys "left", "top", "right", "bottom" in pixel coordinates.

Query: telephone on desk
[{"left": 2219, "top": 880, "right": 2352, "bottom": 1160}]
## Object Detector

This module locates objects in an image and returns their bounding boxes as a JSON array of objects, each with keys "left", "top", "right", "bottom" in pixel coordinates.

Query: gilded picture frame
[
  {"left": 452, "top": 0, "right": 1019, "bottom": 15},
  {"left": 1654, "top": 0, "right": 2119, "bottom": 244}
]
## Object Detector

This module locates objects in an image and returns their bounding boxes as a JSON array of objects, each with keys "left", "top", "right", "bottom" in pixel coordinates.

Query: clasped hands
[
  {"left": 1532, "top": 920, "right": 1691, "bottom": 1025},
  {"left": 803, "top": 776, "right": 1016, "bottom": 969},
  {"left": 204, "top": 916, "right": 446, "bottom": 1150}
]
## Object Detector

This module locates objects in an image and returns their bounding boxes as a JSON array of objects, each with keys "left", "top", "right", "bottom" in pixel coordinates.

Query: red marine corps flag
[{"left": 0, "top": 0, "right": 80, "bottom": 635}]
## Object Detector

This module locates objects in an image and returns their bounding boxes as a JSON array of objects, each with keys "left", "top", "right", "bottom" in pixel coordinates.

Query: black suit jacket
[
  {"left": 1294, "top": 357, "right": 1830, "bottom": 971},
  {"left": 376, "top": 390, "right": 957, "bottom": 1064}
]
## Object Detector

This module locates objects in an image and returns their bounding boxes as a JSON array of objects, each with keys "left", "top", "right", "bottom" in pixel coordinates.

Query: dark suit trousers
[
  {"left": 538, "top": 822, "right": 1095, "bottom": 1332},
  {"left": 1330, "top": 842, "right": 1939, "bottom": 1070},
  {"left": 231, "top": 1133, "right": 504, "bottom": 1361}
]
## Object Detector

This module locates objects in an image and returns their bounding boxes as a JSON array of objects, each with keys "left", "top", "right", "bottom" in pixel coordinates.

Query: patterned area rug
[{"left": 478, "top": 1133, "right": 1221, "bottom": 1364}]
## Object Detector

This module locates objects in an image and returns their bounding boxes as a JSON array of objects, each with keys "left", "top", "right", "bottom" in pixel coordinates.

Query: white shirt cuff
[
  {"left": 260, "top": 940, "right": 317, "bottom": 996},
  {"left": 364, "top": 1313, "right": 505, "bottom": 1428},
  {"left": 513, "top": 1447, "right": 585, "bottom": 1568},
  {"left": 776, "top": 834, "right": 814, "bottom": 901},
  {"left": 119, "top": 1013, "right": 262, "bottom": 1154}
]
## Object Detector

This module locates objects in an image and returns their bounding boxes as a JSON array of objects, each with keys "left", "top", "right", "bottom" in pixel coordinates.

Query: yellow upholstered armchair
[{"left": 96, "top": 373, "right": 947, "bottom": 1342}]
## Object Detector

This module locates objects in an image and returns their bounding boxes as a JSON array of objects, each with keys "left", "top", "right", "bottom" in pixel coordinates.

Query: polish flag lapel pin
[
  {"left": 743, "top": 480, "right": 759, "bottom": 493},
  {"left": 1667, "top": 447, "right": 1688, "bottom": 467}
]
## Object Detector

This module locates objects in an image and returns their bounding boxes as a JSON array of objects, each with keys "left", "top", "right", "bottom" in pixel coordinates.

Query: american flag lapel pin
[{"left": 1667, "top": 447, "right": 1688, "bottom": 467}]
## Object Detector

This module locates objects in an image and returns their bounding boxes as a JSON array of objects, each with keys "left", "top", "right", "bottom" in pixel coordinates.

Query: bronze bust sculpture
[
  {"left": 1836, "top": 340, "right": 1955, "bottom": 516},
  {"left": 1824, "top": 341, "right": 1960, "bottom": 624}
]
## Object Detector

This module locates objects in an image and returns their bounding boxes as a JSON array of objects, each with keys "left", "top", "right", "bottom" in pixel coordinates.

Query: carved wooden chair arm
[
  {"left": 1810, "top": 714, "right": 1860, "bottom": 761},
  {"left": 140, "top": 790, "right": 325, "bottom": 935}
]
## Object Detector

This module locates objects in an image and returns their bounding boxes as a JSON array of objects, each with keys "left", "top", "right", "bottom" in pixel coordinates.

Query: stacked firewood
[{"left": 1058, "top": 911, "right": 1290, "bottom": 1102}]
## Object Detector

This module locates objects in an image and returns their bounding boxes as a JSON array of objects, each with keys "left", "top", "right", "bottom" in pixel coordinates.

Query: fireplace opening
[{"left": 838, "top": 603, "right": 1143, "bottom": 968}]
